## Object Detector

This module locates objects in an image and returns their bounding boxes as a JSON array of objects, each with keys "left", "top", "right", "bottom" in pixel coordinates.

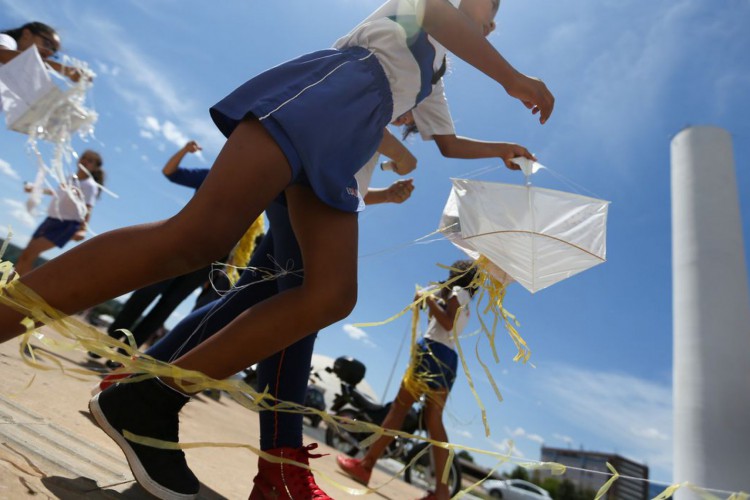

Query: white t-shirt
[
  {"left": 47, "top": 175, "right": 98, "bottom": 221},
  {"left": 354, "top": 153, "right": 381, "bottom": 199},
  {"left": 0, "top": 34, "right": 18, "bottom": 109},
  {"left": 0, "top": 33, "right": 17, "bottom": 54},
  {"left": 423, "top": 285, "right": 471, "bottom": 349},
  {"left": 334, "top": 0, "right": 457, "bottom": 136}
]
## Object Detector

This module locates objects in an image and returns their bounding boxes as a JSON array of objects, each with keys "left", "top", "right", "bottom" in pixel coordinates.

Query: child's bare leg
[
  {"left": 14, "top": 237, "right": 56, "bottom": 275},
  {"left": 359, "top": 383, "right": 417, "bottom": 470},
  {"left": 424, "top": 390, "right": 450, "bottom": 500},
  {"left": 170, "top": 183, "right": 359, "bottom": 380},
  {"left": 0, "top": 119, "right": 291, "bottom": 343}
]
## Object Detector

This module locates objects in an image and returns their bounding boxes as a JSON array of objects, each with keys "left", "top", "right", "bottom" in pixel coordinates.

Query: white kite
[
  {"left": 440, "top": 161, "right": 609, "bottom": 294},
  {"left": 0, "top": 45, "right": 99, "bottom": 216}
]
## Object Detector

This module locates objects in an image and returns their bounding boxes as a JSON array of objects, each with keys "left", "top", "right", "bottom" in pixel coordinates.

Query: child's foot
[
  {"left": 89, "top": 377, "right": 199, "bottom": 500},
  {"left": 336, "top": 455, "right": 371, "bottom": 485},
  {"left": 249, "top": 444, "right": 332, "bottom": 499}
]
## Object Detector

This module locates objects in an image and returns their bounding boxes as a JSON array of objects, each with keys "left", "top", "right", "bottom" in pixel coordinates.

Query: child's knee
[{"left": 314, "top": 280, "right": 358, "bottom": 322}]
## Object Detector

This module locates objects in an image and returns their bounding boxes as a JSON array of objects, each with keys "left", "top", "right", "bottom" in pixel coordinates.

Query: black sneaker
[
  {"left": 89, "top": 377, "right": 199, "bottom": 500},
  {"left": 105, "top": 359, "right": 123, "bottom": 370}
]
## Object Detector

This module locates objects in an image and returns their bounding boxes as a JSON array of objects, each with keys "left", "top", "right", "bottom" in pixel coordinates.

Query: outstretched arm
[
  {"left": 162, "top": 141, "right": 202, "bottom": 176},
  {"left": 433, "top": 134, "right": 535, "bottom": 170},
  {"left": 0, "top": 49, "right": 84, "bottom": 82},
  {"left": 420, "top": 0, "right": 554, "bottom": 123},
  {"left": 364, "top": 179, "right": 414, "bottom": 205},
  {"left": 377, "top": 129, "right": 417, "bottom": 175},
  {"left": 71, "top": 205, "right": 93, "bottom": 241}
]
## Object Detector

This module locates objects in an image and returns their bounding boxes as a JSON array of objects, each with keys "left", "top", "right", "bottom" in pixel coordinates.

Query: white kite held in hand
[
  {"left": 439, "top": 160, "right": 609, "bottom": 293},
  {"left": 0, "top": 45, "right": 101, "bottom": 217}
]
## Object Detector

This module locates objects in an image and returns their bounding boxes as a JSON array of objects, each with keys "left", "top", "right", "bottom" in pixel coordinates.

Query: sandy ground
[{"left": 0, "top": 325, "right": 427, "bottom": 499}]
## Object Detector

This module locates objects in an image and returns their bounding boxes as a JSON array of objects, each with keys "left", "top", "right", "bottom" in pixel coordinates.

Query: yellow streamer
[
  {"left": 225, "top": 214, "right": 265, "bottom": 285},
  {"left": 2, "top": 252, "right": 749, "bottom": 500},
  {"left": 593, "top": 462, "right": 620, "bottom": 500}
]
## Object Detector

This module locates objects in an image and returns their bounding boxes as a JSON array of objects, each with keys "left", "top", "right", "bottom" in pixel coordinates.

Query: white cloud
[
  {"left": 454, "top": 429, "right": 473, "bottom": 439},
  {"left": 0, "top": 159, "right": 20, "bottom": 180},
  {"left": 553, "top": 433, "right": 575, "bottom": 446},
  {"left": 3, "top": 199, "right": 37, "bottom": 228},
  {"left": 488, "top": 438, "right": 524, "bottom": 459},
  {"left": 342, "top": 324, "right": 376, "bottom": 348},
  {"left": 538, "top": 364, "right": 673, "bottom": 477},
  {"left": 507, "top": 426, "right": 545, "bottom": 445}
]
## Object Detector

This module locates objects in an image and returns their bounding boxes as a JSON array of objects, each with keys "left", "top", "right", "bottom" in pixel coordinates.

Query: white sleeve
[
  {"left": 0, "top": 34, "right": 18, "bottom": 50},
  {"left": 81, "top": 179, "right": 98, "bottom": 207},
  {"left": 450, "top": 286, "right": 471, "bottom": 307},
  {"left": 411, "top": 78, "right": 455, "bottom": 140}
]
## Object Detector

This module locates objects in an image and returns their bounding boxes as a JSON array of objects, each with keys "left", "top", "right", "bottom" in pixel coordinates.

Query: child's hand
[
  {"left": 496, "top": 144, "right": 536, "bottom": 170},
  {"left": 506, "top": 73, "right": 555, "bottom": 124},
  {"left": 184, "top": 141, "right": 202, "bottom": 154},
  {"left": 71, "top": 230, "right": 87, "bottom": 242},
  {"left": 63, "top": 66, "right": 84, "bottom": 83},
  {"left": 385, "top": 179, "right": 415, "bottom": 204}
]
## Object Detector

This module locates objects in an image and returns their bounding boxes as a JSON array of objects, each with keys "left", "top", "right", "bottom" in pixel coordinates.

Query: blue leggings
[{"left": 146, "top": 201, "right": 315, "bottom": 450}]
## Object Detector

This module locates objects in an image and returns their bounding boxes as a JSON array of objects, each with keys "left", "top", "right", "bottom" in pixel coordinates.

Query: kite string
[{"left": 3, "top": 255, "right": 748, "bottom": 500}]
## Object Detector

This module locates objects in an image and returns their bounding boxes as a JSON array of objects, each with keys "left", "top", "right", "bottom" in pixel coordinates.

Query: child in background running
[
  {"left": 0, "top": 0, "right": 552, "bottom": 498},
  {"left": 338, "top": 260, "right": 478, "bottom": 500},
  {"left": 14, "top": 150, "right": 104, "bottom": 275}
]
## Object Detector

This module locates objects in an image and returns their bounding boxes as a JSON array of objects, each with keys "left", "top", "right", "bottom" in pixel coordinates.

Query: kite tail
[
  {"left": 226, "top": 215, "right": 265, "bottom": 286},
  {"left": 472, "top": 256, "right": 531, "bottom": 363}
]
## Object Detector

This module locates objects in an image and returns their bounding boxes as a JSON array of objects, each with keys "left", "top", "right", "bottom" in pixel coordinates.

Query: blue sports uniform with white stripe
[{"left": 154, "top": 0, "right": 461, "bottom": 451}]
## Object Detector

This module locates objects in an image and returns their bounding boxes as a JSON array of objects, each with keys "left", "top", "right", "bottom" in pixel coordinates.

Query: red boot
[{"left": 248, "top": 443, "right": 332, "bottom": 500}]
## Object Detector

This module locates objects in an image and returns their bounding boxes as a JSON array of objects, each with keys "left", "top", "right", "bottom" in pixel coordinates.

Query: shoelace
[{"left": 288, "top": 444, "right": 330, "bottom": 500}]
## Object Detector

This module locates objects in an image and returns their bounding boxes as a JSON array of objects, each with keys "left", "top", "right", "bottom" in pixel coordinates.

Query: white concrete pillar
[{"left": 671, "top": 126, "right": 750, "bottom": 497}]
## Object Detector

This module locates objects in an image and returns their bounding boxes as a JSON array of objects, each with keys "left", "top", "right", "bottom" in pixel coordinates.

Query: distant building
[{"left": 538, "top": 447, "right": 649, "bottom": 500}]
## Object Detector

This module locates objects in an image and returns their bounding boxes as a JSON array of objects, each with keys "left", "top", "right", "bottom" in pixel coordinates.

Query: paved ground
[{"left": 0, "top": 324, "right": 427, "bottom": 499}]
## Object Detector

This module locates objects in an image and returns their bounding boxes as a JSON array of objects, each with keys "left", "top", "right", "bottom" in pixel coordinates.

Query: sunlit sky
[{"left": 1, "top": 0, "right": 749, "bottom": 484}]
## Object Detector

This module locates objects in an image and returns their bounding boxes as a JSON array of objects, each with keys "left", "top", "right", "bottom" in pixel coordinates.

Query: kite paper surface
[
  {"left": 440, "top": 178, "right": 609, "bottom": 293},
  {"left": 0, "top": 45, "right": 96, "bottom": 138}
]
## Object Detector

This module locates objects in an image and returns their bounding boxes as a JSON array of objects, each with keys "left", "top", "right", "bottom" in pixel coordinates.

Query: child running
[
  {"left": 14, "top": 150, "right": 104, "bottom": 275},
  {"left": 94, "top": 129, "right": 417, "bottom": 499},
  {"left": 91, "top": 141, "right": 225, "bottom": 368},
  {"left": 0, "top": 0, "right": 553, "bottom": 498},
  {"left": 338, "top": 260, "right": 478, "bottom": 500}
]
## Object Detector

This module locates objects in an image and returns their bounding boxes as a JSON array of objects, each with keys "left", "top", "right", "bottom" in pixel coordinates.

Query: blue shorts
[
  {"left": 32, "top": 217, "right": 82, "bottom": 248},
  {"left": 210, "top": 46, "right": 393, "bottom": 213},
  {"left": 413, "top": 338, "right": 458, "bottom": 391}
]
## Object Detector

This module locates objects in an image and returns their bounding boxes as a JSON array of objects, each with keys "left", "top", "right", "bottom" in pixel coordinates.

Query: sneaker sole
[{"left": 89, "top": 393, "right": 198, "bottom": 500}]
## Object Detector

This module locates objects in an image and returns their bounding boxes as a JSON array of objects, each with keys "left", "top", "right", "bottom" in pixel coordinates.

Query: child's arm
[
  {"left": 364, "top": 179, "right": 414, "bottom": 205},
  {"left": 432, "top": 134, "right": 534, "bottom": 170},
  {"left": 162, "top": 141, "right": 202, "bottom": 177},
  {"left": 420, "top": 291, "right": 461, "bottom": 330},
  {"left": 420, "top": 0, "right": 554, "bottom": 123},
  {"left": 23, "top": 182, "right": 55, "bottom": 196},
  {"left": 0, "top": 49, "right": 84, "bottom": 82},
  {"left": 377, "top": 129, "right": 417, "bottom": 174},
  {"left": 71, "top": 205, "right": 93, "bottom": 241}
]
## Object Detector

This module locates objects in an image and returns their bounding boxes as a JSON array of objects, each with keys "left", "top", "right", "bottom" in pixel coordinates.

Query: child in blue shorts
[
  {"left": 338, "top": 259, "right": 478, "bottom": 500},
  {"left": 0, "top": 1, "right": 553, "bottom": 498},
  {"left": 14, "top": 150, "right": 104, "bottom": 275}
]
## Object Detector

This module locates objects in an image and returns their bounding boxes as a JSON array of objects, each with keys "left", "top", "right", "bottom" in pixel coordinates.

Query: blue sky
[{"left": 1, "top": 0, "right": 749, "bottom": 486}]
